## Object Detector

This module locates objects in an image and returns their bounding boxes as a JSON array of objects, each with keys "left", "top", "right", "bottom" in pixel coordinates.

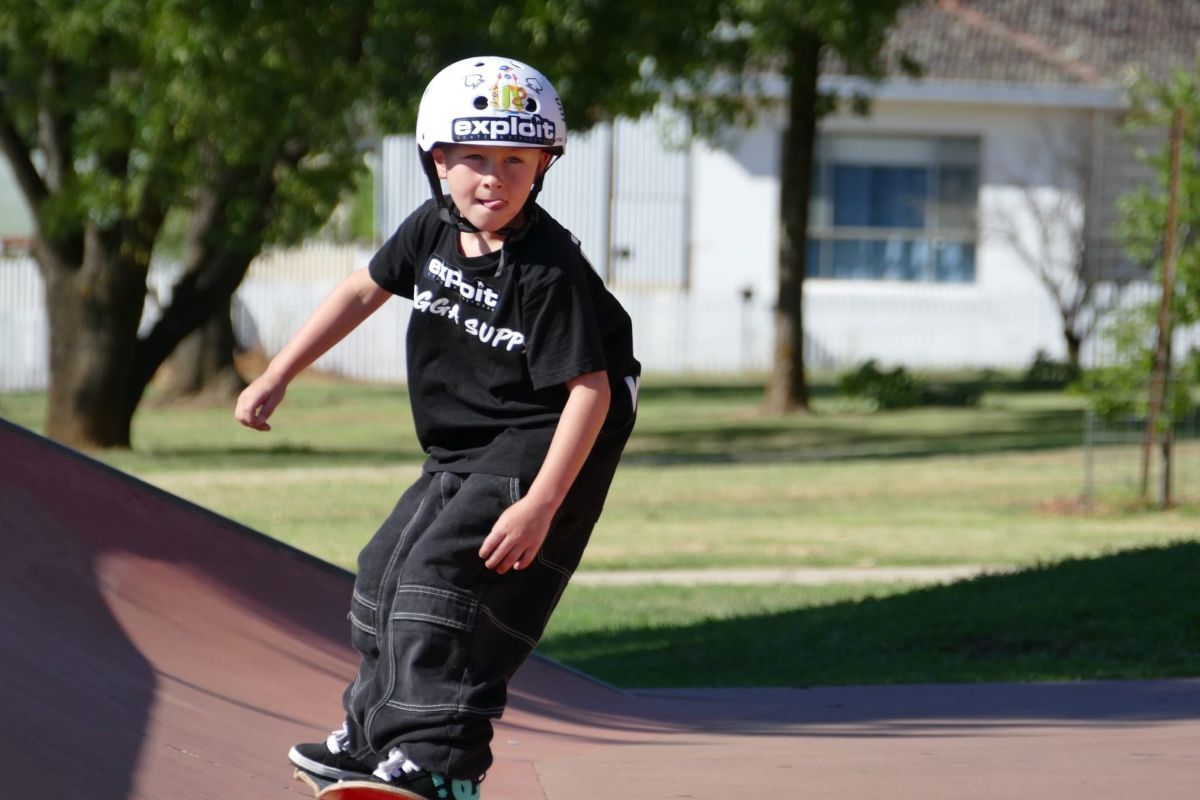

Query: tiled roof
[{"left": 860, "top": 0, "right": 1200, "bottom": 88}]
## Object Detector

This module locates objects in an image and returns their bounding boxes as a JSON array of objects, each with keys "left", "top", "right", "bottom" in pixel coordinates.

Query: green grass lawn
[
  {"left": 542, "top": 542, "right": 1200, "bottom": 688},
  {"left": 4, "top": 375, "right": 1199, "bottom": 687}
]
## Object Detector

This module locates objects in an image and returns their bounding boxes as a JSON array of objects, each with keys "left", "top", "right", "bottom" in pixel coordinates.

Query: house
[
  {"left": 375, "top": 0, "right": 1200, "bottom": 374},
  {"left": 0, "top": 154, "right": 33, "bottom": 255}
]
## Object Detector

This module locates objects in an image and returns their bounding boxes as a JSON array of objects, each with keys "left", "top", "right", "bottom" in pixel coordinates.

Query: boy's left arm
[{"left": 479, "top": 370, "right": 611, "bottom": 574}]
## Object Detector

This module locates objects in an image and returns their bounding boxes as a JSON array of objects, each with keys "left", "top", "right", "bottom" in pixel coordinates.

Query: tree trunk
[
  {"left": 156, "top": 296, "right": 247, "bottom": 402},
  {"left": 766, "top": 32, "right": 821, "bottom": 414},
  {"left": 39, "top": 230, "right": 147, "bottom": 449},
  {"left": 1064, "top": 328, "right": 1082, "bottom": 372}
]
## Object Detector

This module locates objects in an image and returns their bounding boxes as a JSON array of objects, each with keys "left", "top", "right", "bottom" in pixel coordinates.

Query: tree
[
  {"left": 629, "top": 1, "right": 917, "bottom": 412},
  {"left": 991, "top": 116, "right": 1138, "bottom": 371},
  {"left": 1, "top": 1, "right": 913, "bottom": 448},
  {"left": 1118, "top": 67, "right": 1199, "bottom": 505},
  {"left": 1077, "top": 64, "right": 1199, "bottom": 506},
  {"left": 1120, "top": 67, "right": 1200, "bottom": 334},
  {"left": 0, "top": 0, "right": 727, "bottom": 448},
  {"left": 0, "top": 1, "right": 390, "bottom": 447}
]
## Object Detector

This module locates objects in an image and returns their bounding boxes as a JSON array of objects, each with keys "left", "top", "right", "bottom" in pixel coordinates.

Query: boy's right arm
[{"left": 234, "top": 267, "right": 390, "bottom": 431}]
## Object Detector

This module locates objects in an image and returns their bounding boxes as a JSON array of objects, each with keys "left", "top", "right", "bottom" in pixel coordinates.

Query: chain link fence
[{"left": 1083, "top": 407, "right": 1200, "bottom": 507}]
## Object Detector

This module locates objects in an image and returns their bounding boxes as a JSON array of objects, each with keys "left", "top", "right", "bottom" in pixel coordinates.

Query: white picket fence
[
  {"left": 4, "top": 247, "right": 1198, "bottom": 391},
  {"left": 234, "top": 244, "right": 406, "bottom": 382},
  {"left": 0, "top": 257, "right": 48, "bottom": 391}
]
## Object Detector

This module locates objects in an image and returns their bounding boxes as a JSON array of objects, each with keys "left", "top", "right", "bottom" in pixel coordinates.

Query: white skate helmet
[
  {"left": 415, "top": 56, "right": 566, "bottom": 232},
  {"left": 416, "top": 56, "right": 566, "bottom": 154}
]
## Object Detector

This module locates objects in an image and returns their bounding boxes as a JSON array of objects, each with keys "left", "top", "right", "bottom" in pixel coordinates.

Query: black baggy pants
[{"left": 340, "top": 397, "right": 634, "bottom": 779}]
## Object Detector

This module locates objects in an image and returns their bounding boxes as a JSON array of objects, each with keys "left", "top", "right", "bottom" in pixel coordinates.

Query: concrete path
[
  {"left": 3, "top": 418, "right": 1197, "bottom": 800},
  {"left": 572, "top": 565, "right": 1000, "bottom": 586}
]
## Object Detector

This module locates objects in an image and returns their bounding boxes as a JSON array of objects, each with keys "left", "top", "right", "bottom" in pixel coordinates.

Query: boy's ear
[{"left": 431, "top": 146, "right": 449, "bottom": 179}]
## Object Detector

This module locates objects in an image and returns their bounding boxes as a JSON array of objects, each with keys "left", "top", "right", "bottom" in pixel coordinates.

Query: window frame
[{"left": 807, "top": 133, "right": 982, "bottom": 284}]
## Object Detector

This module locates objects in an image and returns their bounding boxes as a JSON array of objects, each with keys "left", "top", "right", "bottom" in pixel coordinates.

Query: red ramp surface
[{"left": 2, "top": 418, "right": 1199, "bottom": 799}]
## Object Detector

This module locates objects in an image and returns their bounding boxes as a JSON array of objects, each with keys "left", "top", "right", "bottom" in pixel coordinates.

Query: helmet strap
[{"left": 419, "top": 148, "right": 477, "bottom": 232}]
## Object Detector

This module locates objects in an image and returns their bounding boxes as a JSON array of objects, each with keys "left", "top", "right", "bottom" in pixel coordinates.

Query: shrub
[
  {"left": 1023, "top": 350, "right": 1080, "bottom": 388},
  {"left": 922, "top": 380, "right": 985, "bottom": 408},
  {"left": 839, "top": 360, "right": 925, "bottom": 409}
]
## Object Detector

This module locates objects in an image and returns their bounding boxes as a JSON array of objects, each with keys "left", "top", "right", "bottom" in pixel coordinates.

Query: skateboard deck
[{"left": 294, "top": 769, "right": 426, "bottom": 800}]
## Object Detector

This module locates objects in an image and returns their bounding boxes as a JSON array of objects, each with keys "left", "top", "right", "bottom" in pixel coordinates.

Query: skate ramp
[{"left": 2, "top": 417, "right": 1199, "bottom": 800}]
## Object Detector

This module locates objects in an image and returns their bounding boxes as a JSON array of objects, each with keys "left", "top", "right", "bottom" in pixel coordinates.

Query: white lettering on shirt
[
  {"left": 412, "top": 287, "right": 526, "bottom": 354},
  {"left": 412, "top": 290, "right": 462, "bottom": 324},
  {"left": 463, "top": 319, "right": 526, "bottom": 351},
  {"left": 426, "top": 257, "right": 500, "bottom": 309}
]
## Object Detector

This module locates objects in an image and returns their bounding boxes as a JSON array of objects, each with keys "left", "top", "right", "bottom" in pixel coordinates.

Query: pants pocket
[
  {"left": 349, "top": 590, "right": 380, "bottom": 658},
  {"left": 390, "top": 584, "right": 477, "bottom": 635},
  {"left": 376, "top": 583, "right": 483, "bottom": 716}
]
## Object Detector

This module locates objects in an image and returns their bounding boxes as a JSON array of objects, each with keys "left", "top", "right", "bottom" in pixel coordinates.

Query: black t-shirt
[{"left": 369, "top": 200, "right": 640, "bottom": 482}]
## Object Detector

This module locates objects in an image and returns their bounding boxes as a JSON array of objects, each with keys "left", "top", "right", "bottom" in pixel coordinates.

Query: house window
[{"left": 808, "top": 135, "right": 979, "bottom": 283}]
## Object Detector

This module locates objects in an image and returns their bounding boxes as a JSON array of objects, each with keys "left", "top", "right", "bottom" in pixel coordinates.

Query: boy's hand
[
  {"left": 480, "top": 495, "right": 555, "bottom": 574},
  {"left": 234, "top": 375, "right": 287, "bottom": 431}
]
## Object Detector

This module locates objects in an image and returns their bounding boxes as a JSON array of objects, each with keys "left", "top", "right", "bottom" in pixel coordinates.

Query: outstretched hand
[{"left": 234, "top": 374, "right": 288, "bottom": 431}]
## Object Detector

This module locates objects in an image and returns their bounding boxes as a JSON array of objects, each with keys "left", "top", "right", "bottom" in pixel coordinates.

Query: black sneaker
[
  {"left": 288, "top": 724, "right": 374, "bottom": 781},
  {"left": 372, "top": 747, "right": 482, "bottom": 800}
]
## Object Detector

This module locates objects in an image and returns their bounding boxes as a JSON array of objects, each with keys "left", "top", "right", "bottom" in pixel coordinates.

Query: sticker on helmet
[
  {"left": 493, "top": 81, "right": 529, "bottom": 113},
  {"left": 451, "top": 115, "right": 558, "bottom": 146}
]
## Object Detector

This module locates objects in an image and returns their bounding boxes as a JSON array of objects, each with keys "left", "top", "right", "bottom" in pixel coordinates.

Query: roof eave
[{"left": 820, "top": 75, "right": 1126, "bottom": 110}]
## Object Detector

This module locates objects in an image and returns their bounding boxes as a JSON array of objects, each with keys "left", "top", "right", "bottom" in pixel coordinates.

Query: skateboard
[{"left": 294, "top": 769, "right": 427, "bottom": 800}]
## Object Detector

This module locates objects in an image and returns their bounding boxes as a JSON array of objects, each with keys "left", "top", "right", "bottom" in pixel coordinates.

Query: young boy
[{"left": 234, "top": 57, "right": 639, "bottom": 800}]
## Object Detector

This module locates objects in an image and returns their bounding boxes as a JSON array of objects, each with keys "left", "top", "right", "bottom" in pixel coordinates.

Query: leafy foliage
[
  {"left": 1072, "top": 304, "right": 1193, "bottom": 424},
  {"left": 840, "top": 360, "right": 924, "bottom": 409},
  {"left": 1076, "top": 63, "right": 1200, "bottom": 426},
  {"left": 839, "top": 359, "right": 984, "bottom": 409},
  {"left": 1023, "top": 349, "right": 1081, "bottom": 389},
  {"left": 1119, "top": 65, "right": 1200, "bottom": 327},
  {"left": 0, "top": 1, "right": 373, "bottom": 247}
]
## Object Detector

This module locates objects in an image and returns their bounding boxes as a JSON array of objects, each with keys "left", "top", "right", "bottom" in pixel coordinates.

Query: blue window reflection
[
  {"left": 833, "top": 166, "right": 927, "bottom": 229},
  {"left": 808, "top": 135, "right": 979, "bottom": 283},
  {"left": 808, "top": 237, "right": 975, "bottom": 283}
]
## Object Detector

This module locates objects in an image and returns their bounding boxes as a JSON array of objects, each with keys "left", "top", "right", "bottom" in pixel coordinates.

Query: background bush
[{"left": 839, "top": 360, "right": 982, "bottom": 409}]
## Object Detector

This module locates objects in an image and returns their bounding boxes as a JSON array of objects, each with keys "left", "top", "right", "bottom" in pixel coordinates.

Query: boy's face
[{"left": 433, "top": 144, "right": 551, "bottom": 236}]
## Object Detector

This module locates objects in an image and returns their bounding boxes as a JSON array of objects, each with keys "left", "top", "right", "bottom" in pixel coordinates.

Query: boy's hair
[{"left": 415, "top": 56, "right": 567, "bottom": 232}]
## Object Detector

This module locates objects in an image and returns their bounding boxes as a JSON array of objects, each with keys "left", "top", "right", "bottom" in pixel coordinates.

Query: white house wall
[
  {"left": 684, "top": 125, "right": 780, "bottom": 371},
  {"left": 687, "top": 99, "right": 1105, "bottom": 370},
  {"left": 0, "top": 155, "right": 34, "bottom": 247}
]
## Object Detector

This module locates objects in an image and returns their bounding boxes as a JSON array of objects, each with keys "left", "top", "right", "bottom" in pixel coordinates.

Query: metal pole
[{"left": 1082, "top": 409, "right": 1095, "bottom": 508}]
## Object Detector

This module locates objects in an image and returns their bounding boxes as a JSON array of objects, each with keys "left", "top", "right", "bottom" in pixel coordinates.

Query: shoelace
[
  {"left": 374, "top": 747, "right": 421, "bottom": 782},
  {"left": 325, "top": 724, "right": 351, "bottom": 754}
]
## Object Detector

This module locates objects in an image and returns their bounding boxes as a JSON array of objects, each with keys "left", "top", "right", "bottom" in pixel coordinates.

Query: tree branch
[
  {"left": 0, "top": 75, "right": 85, "bottom": 271},
  {"left": 345, "top": 0, "right": 372, "bottom": 65},
  {"left": 0, "top": 92, "right": 49, "bottom": 212},
  {"left": 128, "top": 141, "right": 308, "bottom": 404},
  {"left": 36, "top": 60, "right": 72, "bottom": 192}
]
